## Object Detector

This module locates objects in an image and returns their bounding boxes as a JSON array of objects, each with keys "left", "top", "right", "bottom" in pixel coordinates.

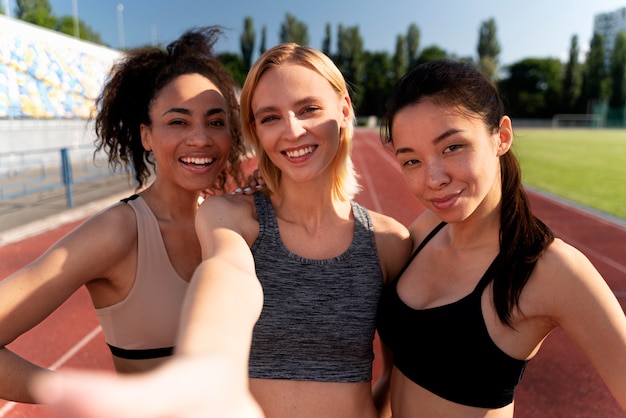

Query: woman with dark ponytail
[
  {"left": 0, "top": 26, "right": 246, "bottom": 404},
  {"left": 376, "top": 59, "right": 626, "bottom": 416}
]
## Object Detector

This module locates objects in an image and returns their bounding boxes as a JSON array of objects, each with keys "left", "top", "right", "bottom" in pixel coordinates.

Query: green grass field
[{"left": 513, "top": 128, "right": 626, "bottom": 221}]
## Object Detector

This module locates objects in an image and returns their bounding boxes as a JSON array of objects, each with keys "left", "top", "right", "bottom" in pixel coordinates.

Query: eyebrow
[
  {"left": 394, "top": 128, "right": 463, "bottom": 156},
  {"left": 162, "top": 107, "right": 226, "bottom": 117}
]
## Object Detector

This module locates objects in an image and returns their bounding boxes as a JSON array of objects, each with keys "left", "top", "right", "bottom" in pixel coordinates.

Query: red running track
[{"left": 1, "top": 128, "right": 625, "bottom": 417}]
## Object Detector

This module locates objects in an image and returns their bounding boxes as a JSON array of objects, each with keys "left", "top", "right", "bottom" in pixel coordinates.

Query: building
[{"left": 593, "top": 6, "right": 626, "bottom": 68}]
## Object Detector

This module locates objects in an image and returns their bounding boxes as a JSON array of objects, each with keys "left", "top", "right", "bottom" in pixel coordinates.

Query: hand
[
  {"left": 32, "top": 354, "right": 264, "bottom": 418},
  {"left": 231, "top": 169, "right": 265, "bottom": 195}
]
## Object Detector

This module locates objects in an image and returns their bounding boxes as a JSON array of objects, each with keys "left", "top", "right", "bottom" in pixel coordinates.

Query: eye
[
  {"left": 401, "top": 158, "right": 421, "bottom": 167},
  {"left": 208, "top": 118, "right": 226, "bottom": 127},
  {"left": 444, "top": 144, "right": 462, "bottom": 153},
  {"left": 303, "top": 106, "right": 320, "bottom": 114},
  {"left": 259, "top": 115, "right": 278, "bottom": 124},
  {"left": 168, "top": 119, "right": 187, "bottom": 126}
]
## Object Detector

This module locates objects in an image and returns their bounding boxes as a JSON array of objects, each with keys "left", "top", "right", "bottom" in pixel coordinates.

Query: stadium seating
[{"left": 0, "top": 15, "right": 120, "bottom": 119}]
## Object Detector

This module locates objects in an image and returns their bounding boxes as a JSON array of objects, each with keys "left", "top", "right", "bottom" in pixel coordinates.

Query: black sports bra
[{"left": 377, "top": 222, "right": 528, "bottom": 408}]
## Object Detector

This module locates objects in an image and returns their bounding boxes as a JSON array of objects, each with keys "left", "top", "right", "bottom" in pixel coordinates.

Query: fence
[{"left": 0, "top": 144, "right": 130, "bottom": 208}]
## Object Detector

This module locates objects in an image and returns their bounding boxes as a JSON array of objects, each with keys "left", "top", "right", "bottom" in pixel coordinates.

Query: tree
[
  {"left": 279, "top": 13, "right": 309, "bottom": 45},
  {"left": 476, "top": 18, "right": 501, "bottom": 81},
  {"left": 358, "top": 51, "right": 394, "bottom": 117},
  {"left": 392, "top": 34, "right": 407, "bottom": 82},
  {"left": 0, "top": 3, "right": 5, "bottom": 14},
  {"left": 335, "top": 24, "right": 365, "bottom": 109},
  {"left": 406, "top": 23, "right": 420, "bottom": 69},
  {"left": 322, "top": 23, "right": 331, "bottom": 56},
  {"left": 259, "top": 25, "right": 267, "bottom": 56},
  {"left": 609, "top": 31, "right": 626, "bottom": 108},
  {"left": 56, "top": 16, "right": 105, "bottom": 44},
  {"left": 498, "top": 58, "right": 563, "bottom": 118},
  {"left": 416, "top": 45, "right": 448, "bottom": 65},
  {"left": 218, "top": 52, "right": 247, "bottom": 87},
  {"left": 579, "top": 32, "right": 608, "bottom": 111},
  {"left": 561, "top": 35, "right": 582, "bottom": 112},
  {"left": 240, "top": 17, "right": 255, "bottom": 70},
  {"left": 16, "top": 0, "right": 56, "bottom": 29}
]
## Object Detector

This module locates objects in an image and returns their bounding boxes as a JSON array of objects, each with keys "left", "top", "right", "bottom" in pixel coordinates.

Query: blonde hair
[{"left": 240, "top": 43, "right": 360, "bottom": 201}]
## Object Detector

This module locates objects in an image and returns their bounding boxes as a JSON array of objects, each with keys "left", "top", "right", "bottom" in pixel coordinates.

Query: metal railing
[{"left": 0, "top": 145, "right": 129, "bottom": 208}]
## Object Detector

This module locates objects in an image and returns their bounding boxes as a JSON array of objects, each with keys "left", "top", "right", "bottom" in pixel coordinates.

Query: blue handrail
[{"left": 0, "top": 145, "right": 129, "bottom": 207}]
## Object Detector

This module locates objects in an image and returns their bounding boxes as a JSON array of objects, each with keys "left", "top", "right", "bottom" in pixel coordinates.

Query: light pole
[
  {"left": 117, "top": 3, "right": 125, "bottom": 49},
  {"left": 72, "top": 0, "right": 80, "bottom": 38}
]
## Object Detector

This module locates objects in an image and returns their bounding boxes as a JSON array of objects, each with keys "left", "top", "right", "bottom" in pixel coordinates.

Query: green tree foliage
[
  {"left": 406, "top": 23, "right": 420, "bottom": 69},
  {"left": 259, "top": 25, "right": 267, "bottom": 56},
  {"left": 335, "top": 24, "right": 365, "bottom": 108},
  {"left": 322, "top": 23, "right": 332, "bottom": 56},
  {"left": 609, "top": 31, "right": 626, "bottom": 107},
  {"left": 17, "top": 0, "right": 56, "bottom": 29},
  {"left": 218, "top": 52, "right": 247, "bottom": 87},
  {"left": 581, "top": 33, "right": 608, "bottom": 106},
  {"left": 562, "top": 35, "right": 582, "bottom": 111},
  {"left": 279, "top": 13, "right": 309, "bottom": 45},
  {"left": 417, "top": 45, "right": 448, "bottom": 65},
  {"left": 240, "top": 17, "right": 256, "bottom": 70},
  {"left": 358, "top": 51, "right": 394, "bottom": 117},
  {"left": 56, "top": 16, "right": 105, "bottom": 44},
  {"left": 477, "top": 18, "right": 501, "bottom": 80},
  {"left": 392, "top": 34, "right": 407, "bottom": 82},
  {"left": 498, "top": 58, "right": 563, "bottom": 118}
]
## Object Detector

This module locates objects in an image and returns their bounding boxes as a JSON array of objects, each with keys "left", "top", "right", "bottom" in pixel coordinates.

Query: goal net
[{"left": 551, "top": 114, "right": 605, "bottom": 128}]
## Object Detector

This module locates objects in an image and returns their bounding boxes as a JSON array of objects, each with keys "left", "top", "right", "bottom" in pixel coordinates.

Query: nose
[
  {"left": 186, "top": 124, "right": 213, "bottom": 146},
  {"left": 425, "top": 161, "right": 450, "bottom": 189},
  {"left": 282, "top": 113, "right": 306, "bottom": 140}
]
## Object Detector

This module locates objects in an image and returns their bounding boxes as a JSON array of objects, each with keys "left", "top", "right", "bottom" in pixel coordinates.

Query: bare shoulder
[
  {"left": 367, "top": 210, "right": 412, "bottom": 284},
  {"left": 79, "top": 201, "right": 138, "bottom": 252},
  {"left": 535, "top": 238, "right": 599, "bottom": 282},
  {"left": 196, "top": 193, "right": 259, "bottom": 246},
  {"left": 197, "top": 193, "right": 256, "bottom": 225},
  {"left": 523, "top": 237, "right": 613, "bottom": 320},
  {"left": 407, "top": 210, "right": 444, "bottom": 245},
  {"left": 368, "top": 210, "right": 410, "bottom": 239}
]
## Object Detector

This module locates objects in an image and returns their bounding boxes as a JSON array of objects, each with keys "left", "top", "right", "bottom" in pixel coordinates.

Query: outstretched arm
[
  {"left": 32, "top": 352, "right": 263, "bottom": 418},
  {"left": 31, "top": 196, "right": 265, "bottom": 417}
]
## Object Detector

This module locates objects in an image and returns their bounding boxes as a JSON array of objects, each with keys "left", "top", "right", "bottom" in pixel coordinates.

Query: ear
[
  {"left": 140, "top": 124, "right": 152, "bottom": 151},
  {"left": 339, "top": 94, "right": 352, "bottom": 129},
  {"left": 496, "top": 116, "right": 513, "bottom": 157}
]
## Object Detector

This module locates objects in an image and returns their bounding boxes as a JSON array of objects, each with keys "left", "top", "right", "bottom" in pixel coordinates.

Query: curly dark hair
[{"left": 93, "top": 26, "right": 246, "bottom": 193}]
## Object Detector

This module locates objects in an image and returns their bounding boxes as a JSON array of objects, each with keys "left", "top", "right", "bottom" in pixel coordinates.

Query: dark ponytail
[{"left": 381, "top": 60, "right": 554, "bottom": 326}]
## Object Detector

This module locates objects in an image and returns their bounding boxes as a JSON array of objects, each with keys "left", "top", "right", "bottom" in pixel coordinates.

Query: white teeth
[
  {"left": 285, "top": 146, "right": 314, "bottom": 158},
  {"left": 181, "top": 157, "right": 214, "bottom": 165}
]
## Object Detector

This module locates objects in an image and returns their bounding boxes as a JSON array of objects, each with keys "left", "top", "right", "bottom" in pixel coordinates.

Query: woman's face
[
  {"left": 250, "top": 63, "right": 350, "bottom": 184},
  {"left": 391, "top": 99, "right": 512, "bottom": 223},
  {"left": 140, "top": 73, "right": 232, "bottom": 193}
]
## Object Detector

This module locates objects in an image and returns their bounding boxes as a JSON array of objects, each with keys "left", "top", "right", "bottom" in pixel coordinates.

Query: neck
[
  {"left": 140, "top": 183, "right": 201, "bottom": 221},
  {"left": 270, "top": 178, "right": 350, "bottom": 228}
]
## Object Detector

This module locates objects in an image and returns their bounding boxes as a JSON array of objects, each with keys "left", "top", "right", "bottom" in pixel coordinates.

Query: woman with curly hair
[{"left": 0, "top": 26, "right": 247, "bottom": 403}]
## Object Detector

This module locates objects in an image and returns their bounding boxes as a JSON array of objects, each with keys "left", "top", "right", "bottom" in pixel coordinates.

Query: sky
[{"left": 5, "top": 0, "right": 626, "bottom": 66}]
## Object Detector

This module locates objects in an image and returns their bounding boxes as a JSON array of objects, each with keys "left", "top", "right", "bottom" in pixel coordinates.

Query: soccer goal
[{"left": 551, "top": 114, "right": 605, "bottom": 128}]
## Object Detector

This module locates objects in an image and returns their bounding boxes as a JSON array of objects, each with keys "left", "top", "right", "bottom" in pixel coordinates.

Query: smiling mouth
[
  {"left": 283, "top": 145, "right": 317, "bottom": 158},
  {"left": 180, "top": 157, "right": 216, "bottom": 166}
]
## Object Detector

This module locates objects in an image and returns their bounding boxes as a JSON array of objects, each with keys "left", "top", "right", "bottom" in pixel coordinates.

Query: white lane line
[
  {"left": 48, "top": 326, "right": 102, "bottom": 371},
  {"left": 0, "top": 326, "right": 102, "bottom": 417}
]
